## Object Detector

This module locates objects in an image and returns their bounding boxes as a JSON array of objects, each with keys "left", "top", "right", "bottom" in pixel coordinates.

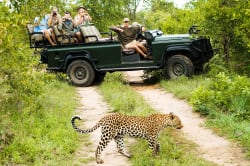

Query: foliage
[
  {"left": 0, "top": 3, "right": 82, "bottom": 165},
  {"left": 190, "top": 72, "right": 250, "bottom": 119},
  {"left": 205, "top": 54, "right": 229, "bottom": 77},
  {"left": 194, "top": 0, "right": 250, "bottom": 75},
  {"left": 136, "top": 0, "right": 203, "bottom": 34},
  {"left": 0, "top": 5, "right": 46, "bottom": 112},
  {"left": 0, "top": 81, "right": 79, "bottom": 165}
]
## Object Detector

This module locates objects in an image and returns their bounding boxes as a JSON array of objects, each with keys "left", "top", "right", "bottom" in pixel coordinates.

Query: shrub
[{"left": 190, "top": 72, "right": 250, "bottom": 120}]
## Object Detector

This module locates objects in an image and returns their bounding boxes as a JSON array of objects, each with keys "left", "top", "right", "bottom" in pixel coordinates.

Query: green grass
[
  {"left": 98, "top": 72, "right": 214, "bottom": 166},
  {"left": 160, "top": 76, "right": 210, "bottom": 100},
  {"left": 0, "top": 80, "right": 82, "bottom": 165},
  {"left": 160, "top": 75, "right": 250, "bottom": 158}
]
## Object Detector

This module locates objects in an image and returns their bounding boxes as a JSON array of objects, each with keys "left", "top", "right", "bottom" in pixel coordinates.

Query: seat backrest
[
  {"left": 27, "top": 24, "right": 34, "bottom": 34},
  {"left": 26, "top": 24, "right": 45, "bottom": 47},
  {"left": 80, "top": 25, "right": 102, "bottom": 43}
]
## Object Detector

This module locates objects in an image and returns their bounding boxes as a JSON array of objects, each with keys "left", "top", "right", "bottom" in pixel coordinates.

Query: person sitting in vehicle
[
  {"left": 110, "top": 18, "right": 152, "bottom": 59},
  {"left": 60, "top": 11, "right": 79, "bottom": 42},
  {"left": 33, "top": 13, "right": 55, "bottom": 46},
  {"left": 73, "top": 6, "right": 92, "bottom": 42},
  {"left": 46, "top": 7, "right": 62, "bottom": 46}
]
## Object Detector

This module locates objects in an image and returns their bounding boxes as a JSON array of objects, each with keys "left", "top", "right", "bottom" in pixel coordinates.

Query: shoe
[{"left": 145, "top": 55, "right": 153, "bottom": 60}]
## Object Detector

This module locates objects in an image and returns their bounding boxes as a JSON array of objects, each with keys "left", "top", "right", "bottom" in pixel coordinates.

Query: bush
[{"left": 190, "top": 72, "right": 250, "bottom": 119}]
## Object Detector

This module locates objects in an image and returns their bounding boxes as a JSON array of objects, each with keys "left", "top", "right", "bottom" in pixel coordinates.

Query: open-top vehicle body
[{"left": 27, "top": 24, "right": 213, "bottom": 86}]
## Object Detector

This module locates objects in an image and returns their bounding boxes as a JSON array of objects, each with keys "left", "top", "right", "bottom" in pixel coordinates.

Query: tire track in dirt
[
  {"left": 74, "top": 87, "right": 131, "bottom": 166},
  {"left": 124, "top": 71, "right": 250, "bottom": 166}
]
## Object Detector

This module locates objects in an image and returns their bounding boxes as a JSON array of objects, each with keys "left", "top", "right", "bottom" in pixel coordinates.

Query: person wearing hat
[
  {"left": 110, "top": 18, "right": 152, "bottom": 59},
  {"left": 73, "top": 6, "right": 92, "bottom": 42},
  {"left": 44, "top": 6, "right": 62, "bottom": 45},
  {"left": 74, "top": 6, "right": 92, "bottom": 26}
]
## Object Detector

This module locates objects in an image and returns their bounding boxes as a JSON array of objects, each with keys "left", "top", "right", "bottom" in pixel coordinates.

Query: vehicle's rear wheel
[
  {"left": 165, "top": 55, "right": 194, "bottom": 79},
  {"left": 67, "top": 60, "right": 95, "bottom": 87}
]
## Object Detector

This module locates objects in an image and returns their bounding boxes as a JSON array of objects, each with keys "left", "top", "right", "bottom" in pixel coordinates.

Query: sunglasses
[{"left": 124, "top": 21, "right": 129, "bottom": 23}]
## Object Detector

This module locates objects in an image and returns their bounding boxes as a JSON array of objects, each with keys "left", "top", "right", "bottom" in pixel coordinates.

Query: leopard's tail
[{"left": 71, "top": 115, "right": 101, "bottom": 134}]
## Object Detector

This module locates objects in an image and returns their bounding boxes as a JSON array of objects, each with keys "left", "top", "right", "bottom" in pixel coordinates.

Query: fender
[
  {"left": 164, "top": 45, "right": 197, "bottom": 60},
  {"left": 63, "top": 50, "right": 97, "bottom": 71}
]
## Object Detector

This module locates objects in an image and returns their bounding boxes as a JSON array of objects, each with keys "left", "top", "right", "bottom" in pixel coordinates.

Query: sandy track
[
  {"left": 74, "top": 71, "right": 250, "bottom": 166},
  {"left": 74, "top": 87, "right": 131, "bottom": 166}
]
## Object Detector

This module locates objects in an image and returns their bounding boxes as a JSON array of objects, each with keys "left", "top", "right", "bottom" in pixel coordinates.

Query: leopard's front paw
[{"left": 96, "top": 158, "right": 104, "bottom": 164}]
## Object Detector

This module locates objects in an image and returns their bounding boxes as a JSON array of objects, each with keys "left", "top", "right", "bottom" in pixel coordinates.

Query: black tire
[
  {"left": 165, "top": 55, "right": 194, "bottom": 79},
  {"left": 66, "top": 60, "right": 95, "bottom": 87}
]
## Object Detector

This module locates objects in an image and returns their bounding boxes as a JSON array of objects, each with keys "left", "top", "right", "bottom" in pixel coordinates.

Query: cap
[{"left": 123, "top": 18, "right": 129, "bottom": 22}]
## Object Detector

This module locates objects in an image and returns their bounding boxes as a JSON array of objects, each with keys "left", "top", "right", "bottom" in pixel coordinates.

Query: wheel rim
[
  {"left": 74, "top": 66, "right": 87, "bottom": 80},
  {"left": 173, "top": 63, "right": 185, "bottom": 76}
]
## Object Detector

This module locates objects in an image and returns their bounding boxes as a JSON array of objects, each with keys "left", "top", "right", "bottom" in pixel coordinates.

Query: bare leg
[
  {"left": 126, "top": 45, "right": 147, "bottom": 58},
  {"left": 50, "top": 30, "right": 57, "bottom": 44},
  {"left": 44, "top": 30, "right": 56, "bottom": 46},
  {"left": 137, "top": 42, "right": 148, "bottom": 54},
  {"left": 76, "top": 32, "right": 83, "bottom": 42}
]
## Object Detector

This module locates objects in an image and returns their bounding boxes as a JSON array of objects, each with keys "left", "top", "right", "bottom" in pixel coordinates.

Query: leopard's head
[{"left": 168, "top": 112, "right": 183, "bottom": 129}]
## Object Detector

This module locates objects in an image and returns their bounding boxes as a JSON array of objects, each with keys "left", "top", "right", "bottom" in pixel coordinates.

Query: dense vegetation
[{"left": 0, "top": 0, "right": 249, "bottom": 165}]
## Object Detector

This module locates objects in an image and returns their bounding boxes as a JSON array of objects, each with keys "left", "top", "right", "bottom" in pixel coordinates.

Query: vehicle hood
[{"left": 154, "top": 34, "right": 191, "bottom": 42}]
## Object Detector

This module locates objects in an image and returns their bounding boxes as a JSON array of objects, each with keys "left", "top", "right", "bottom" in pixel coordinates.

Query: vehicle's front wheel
[
  {"left": 67, "top": 60, "right": 95, "bottom": 87},
  {"left": 165, "top": 55, "right": 194, "bottom": 79}
]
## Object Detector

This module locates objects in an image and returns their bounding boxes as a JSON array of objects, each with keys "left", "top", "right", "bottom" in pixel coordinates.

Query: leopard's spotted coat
[{"left": 71, "top": 112, "right": 183, "bottom": 164}]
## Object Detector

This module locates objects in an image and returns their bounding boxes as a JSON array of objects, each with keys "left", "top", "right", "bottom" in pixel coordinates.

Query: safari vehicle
[{"left": 27, "top": 24, "right": 213, "bottom": 86}]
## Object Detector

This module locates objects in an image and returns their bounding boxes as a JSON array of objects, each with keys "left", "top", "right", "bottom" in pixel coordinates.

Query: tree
[{"left": 196, "top": 0, "right": 250, "bottom": 75}]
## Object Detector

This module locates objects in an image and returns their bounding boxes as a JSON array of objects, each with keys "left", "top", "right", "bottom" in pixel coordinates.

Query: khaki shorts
[{"left": 124, "top": 40, "right": 136, "bottom": 48}]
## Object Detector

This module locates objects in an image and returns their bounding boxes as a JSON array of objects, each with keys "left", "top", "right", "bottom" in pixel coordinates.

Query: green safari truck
[{"left": 27, "top": 24, "right": 213, "bottom": 86}]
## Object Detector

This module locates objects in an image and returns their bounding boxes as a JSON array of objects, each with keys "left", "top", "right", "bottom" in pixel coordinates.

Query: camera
[{"left": 53, "top": 11, "right": 57, "bottom": 16}]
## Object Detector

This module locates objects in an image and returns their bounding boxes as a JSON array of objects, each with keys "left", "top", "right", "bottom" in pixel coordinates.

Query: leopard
[{"left": 71, "top": 112, "right": 183, "bottom": 164}]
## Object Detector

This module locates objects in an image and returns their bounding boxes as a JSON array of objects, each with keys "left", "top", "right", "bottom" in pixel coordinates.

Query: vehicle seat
[
  {"left": 80, "top": 24, "right": 110, "bottom": 43},
  {"left": 26, "top": 24, "right": 45, "bottom": 48}
]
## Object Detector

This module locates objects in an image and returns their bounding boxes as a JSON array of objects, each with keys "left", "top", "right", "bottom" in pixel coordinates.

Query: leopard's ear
[{"left": 169, "top": 112, "right": 174, "bottom": 120}]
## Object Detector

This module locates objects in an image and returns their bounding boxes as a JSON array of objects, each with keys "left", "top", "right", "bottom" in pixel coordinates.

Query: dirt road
[{"left": 73, "top": 71, "right": 249, "bottom": 166}]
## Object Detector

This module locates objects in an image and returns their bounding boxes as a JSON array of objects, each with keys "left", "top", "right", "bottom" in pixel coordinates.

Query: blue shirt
[{"left": 34, "top": 15, "right": 49, "bottom": 32}]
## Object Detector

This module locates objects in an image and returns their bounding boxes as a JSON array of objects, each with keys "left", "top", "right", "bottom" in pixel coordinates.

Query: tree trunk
[{"left": 223, "top": 35, "right": 230, "bottom": 63}]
